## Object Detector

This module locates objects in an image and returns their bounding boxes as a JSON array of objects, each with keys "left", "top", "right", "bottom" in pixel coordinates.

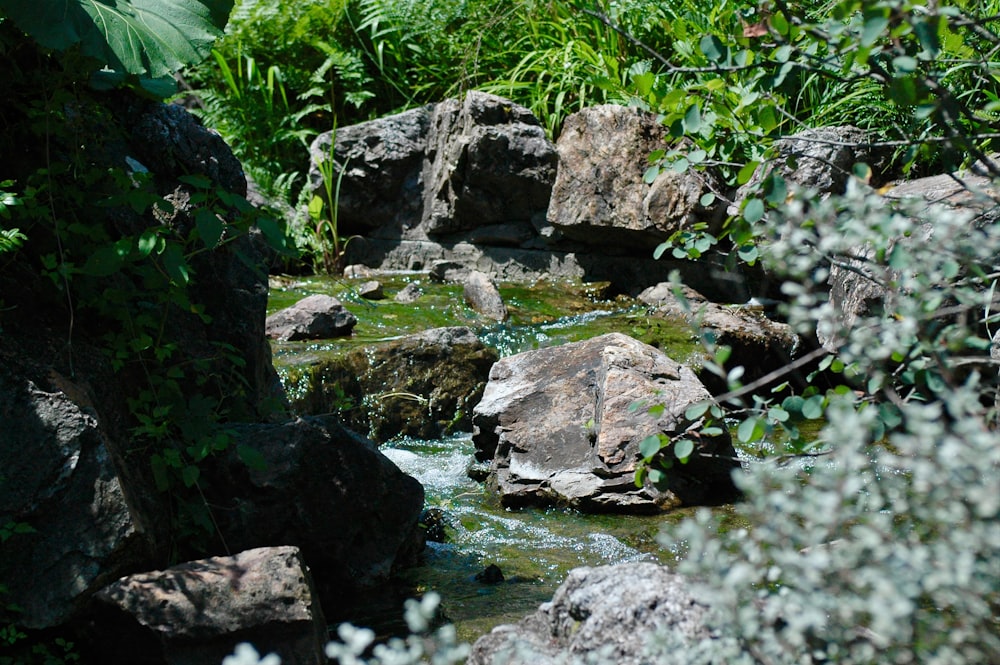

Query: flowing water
[{"left": 268, "top": 274, "right": 739, "bottom": 642}]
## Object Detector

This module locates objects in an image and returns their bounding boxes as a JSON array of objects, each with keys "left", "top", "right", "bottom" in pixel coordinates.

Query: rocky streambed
[{"left": 266, "top": 273, "right": 754, "bottom": 642}]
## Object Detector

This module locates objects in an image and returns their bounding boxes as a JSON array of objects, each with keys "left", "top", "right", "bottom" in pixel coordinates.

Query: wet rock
[
  {"left": 357, "top": 280, "right": 385, "bottom": 300},
  {"left": 472, "top": 333, "right": 740, "bottom": 513},
  {"left": 265, "top": 294, "right": 357, "bottom": 341},
  {"left": 343, "top": 264, "right": 373, "bottom": 278},
  {"left": 419, "top": 508, "right": 450, "bottom": 543},
  {"left": 97, "top": 546, "right": 327, "bottom": 665},
  {"left": 548, "top": 105, "right": 723, "bottom": 252},
  {"left": 395, "top": 282, "right": 424, "bottom": 303},
  {"left": 468, "top": 562, "right": 710, "bottom": 665},
  {"left": 463, "top": 270, "right": 508, "bottom": 321},
  {"left": 475, "top": 564, "right": 505, "bottom": 585},
  {"left": 429, "top": 260, "right": 471, "bottom": 283},
  {"left": 291, "top": 327, "right": 498, "bottom": 442},
  {"left": 638, "top": 283, "right": 800, "bottom": 394}
]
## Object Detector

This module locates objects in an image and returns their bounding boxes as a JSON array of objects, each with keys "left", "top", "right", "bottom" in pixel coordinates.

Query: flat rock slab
[
  {"left": 472, "top": 333, "right": 740, "bottom": 512},
  {"left": 98, "top": 546, "right": 327, "bottom": 665}
]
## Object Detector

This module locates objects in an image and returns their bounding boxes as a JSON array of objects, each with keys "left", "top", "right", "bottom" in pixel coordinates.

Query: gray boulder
[
  {"left": 472, "top": 333, "right": 740, "bottom": 512},
  {"left": 0, "top": 364, "right": 143, "bottom": 630},
  {"left": 548, "top": 105, "right": 723, "bottom": 252},
  {"left": 421, "top": 91, "right": 558, "bottom": 236},
  {"left": 265, "top": 294, "right": 357, "bottom": 341},
  {"left": 309, "top": 105, "right": 431, "bottom": 237},
  {"left": 463, "top": 270, "right": 509, "bottom": 321},
  {"left": 204, "top": 417, "right": 425, "bottom": 592},
  {"left": 290, "top": 327, "right": 497, "bottom": 442},
  {"left": 97, "top": 546, "right": 327, "bottom": 665},
  {"left": 468, "top": 562, "right": 710, "bottom": 665}
]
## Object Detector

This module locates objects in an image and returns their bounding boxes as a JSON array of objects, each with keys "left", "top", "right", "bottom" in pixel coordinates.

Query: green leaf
[
  {"left": 82, "top": 244, "right": 124, "bottom": 277},
  {"left": 161, "top": 243, "right": 191, "bottom": 285},
  {"left": 737, "top": 417, "right": 760, "bottom": 443},
  {"left": 861, "top": 13, "right": 890, "bottom": 47},
  {"left": 640, "top": 434, "right": 663, "bottom": 460},
  {"left": 743, "top": 198, "right": 765, "bottom": 223},
  {"left": 137, "top": 229, "right": 159, "bottom": 257},
  {"left": 237, "top": 443, "right": 268, "bottom": 471},
  {"left": 0, "top": 0, "right": 234, "bottom": 80},
  {"left": 181, "top": 464, "right": 200, "bottom": 487},
  {"left": 802, "top": 394, "right": 825, "bottom": 419},
  {"left": 194, "top": 209, "right": 225, "bottom": 249},
  {"left": 653, "top": 242, "right": 670, "bottom": 260},
  {"left": 673, "top": 438, "right": 694, "bottom": 461},
  {"left": 684, "top": 401, "right": 710, "bottom": 420},
  {"left": 700, "top": 192, "right": 716, "bottom": 207},
  {"left": 308, "top": 194, "right": 326, "bottom": 220},
  {"left": 737, "top": 161, "right": 759, "bottom": 185},
  {"left": 699, "top": 35, "right": 726, "bottom": 63},
  {"left": 684, "top": 104, "right": 702, "bottom": 133}
]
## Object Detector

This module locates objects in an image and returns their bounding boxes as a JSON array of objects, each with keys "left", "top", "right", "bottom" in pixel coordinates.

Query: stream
[{"left": 268, "top": 273, "right": 742, "bottom": 643}]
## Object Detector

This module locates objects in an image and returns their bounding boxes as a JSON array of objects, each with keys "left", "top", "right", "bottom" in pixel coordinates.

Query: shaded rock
[
  {"left": 639, "top": 283, "right": 800, "bottom": 394},
  {"left": 472, "top": 333, "right": 740, "bottom": 513},
  {"left": 395, "top": 282, "right": 424, "bottom": 303},
  {"left": 96, "top": 546, "right": 327, "bottom": 665},
  {"left": 265, "top": 294, "right": 357, "bottom": 341},
  {"left": 422, "top": 91, "right": 558, "bottom": 236},
  {"left": 884, "top": 163, "right": 1000, "bottom": 224},
  {"left": 548, "top": 105, "right": 723, "bottom": 252},
  {"left": 463, "top": 270, "right": 508, "bottom": 321},
  {"left": 468, "top": 562, "right": 710, "bottom": 665},
  {"left": 0, "top": 361, "right": 143, "bottom": 630},
  {"left": 206, "top": 417, "right": 424, "bottom": 594},
  {"left": 309, "top": 106, "right": 431, "bottom": 237},
  {"left": 429, "top": 260, "right": 471, "bottom": 283},
  {"left": 475, "top": 564, "right": 505, "bottom": 585},
  {"left": 290, "top": 327, "right": 498, "bottom": 442},
  {"left": 357, "top": 280, "right": 385, "bottom": 300}
]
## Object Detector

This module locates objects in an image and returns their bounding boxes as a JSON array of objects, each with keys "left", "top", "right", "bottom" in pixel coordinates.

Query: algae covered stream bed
[{"left": 267, "top": 273, "right": 740, "bottom": 642}]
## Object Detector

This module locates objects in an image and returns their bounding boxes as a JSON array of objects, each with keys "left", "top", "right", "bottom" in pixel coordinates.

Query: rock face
[
  {"left": 265, "top": 293, "right": 357, "bottom": 341},
  {"left": 462, "top": 270, "right": 509, "bottom": 321},
  {"left": 310, "top": 105, "right": 431, "bottom": 237},
  {"left": 0, "top": 356, "right": 144, "bottom": 630},
  {"left": 421, "top": 90, "right": 558, "bottom": 236},
  {"left": 468, "top": 562, "right": 710, "bottom": 665},
  {"left": 322, "top": 97, "right": 754, "bottom": 298},
  {"left": 206, "top": 417, "right": 425, "bottom": 592},
  {"left": 547, "top": 105, "right": 722, "bottom": 251},
  {"left": 638, "top": 283, "right": 800, "bottom": 394},
  {"left": 97, "top": 546, "right": 327, "bottom": 665},
  {"left": 308, "top": 91, "right": 557, "bottom": 242},
  {"left": 472, "top": 333, "right": 740, "bottom": 512},
  {"left": 291, "top": 327, "right": 498, "bottom": 442}
]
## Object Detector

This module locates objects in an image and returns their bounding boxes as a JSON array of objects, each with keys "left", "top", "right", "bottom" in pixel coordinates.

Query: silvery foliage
[
  {"left": 221, "top": 592, "right": 469, "bottom": 665},
  {"left": 643, "top": 179, "right": 1000, "bottom": 664}
]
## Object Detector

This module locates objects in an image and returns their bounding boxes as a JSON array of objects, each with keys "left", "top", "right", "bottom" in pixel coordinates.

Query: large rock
[
  {"left": 308, "top": 91, "right": 557, "bottom": 243},
  {"left": 265, "top": 293, "right": 357, "bottom": 341},
  {"left": 97, "top": 546, "right": 327, "bottom": 665},
  {"left": 638, "top": 283, "right": 800, "bottom": 394},
  {"left": 472, "top": 333, "right": 740, "bottom": 512},
  {"left": 468, "top": 562, "right": 710, "bottom": 665},
  {"left": 309, "top": 106, "right": 431, "bottom": 237},
  {"left": 290, "top": 327, "right": 497, "bottom": 442},
  {"left": 204, "top": 417, "right": 425, "bottom": 594},
  {"left": 421, "top": 91, "right": 558, "bottom": 236},
  {"left": 547, "top": 105, "right": 722, "bottom": 252},
  {"left": 0, "top": 353, "right": 144, "bottom": 630}
]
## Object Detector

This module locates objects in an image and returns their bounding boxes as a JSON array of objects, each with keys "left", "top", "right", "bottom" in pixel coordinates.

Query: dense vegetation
[{"left": 1, "top": 0, "right": 998, "bottom": 663}]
